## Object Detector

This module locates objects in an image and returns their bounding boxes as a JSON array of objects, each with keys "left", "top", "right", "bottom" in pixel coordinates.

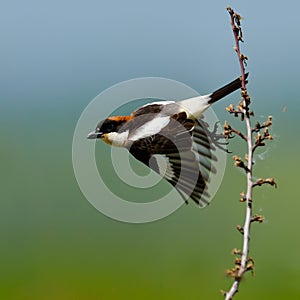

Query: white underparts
[{"left": 106, "top": 130, "right": 129, "bottom": 147}]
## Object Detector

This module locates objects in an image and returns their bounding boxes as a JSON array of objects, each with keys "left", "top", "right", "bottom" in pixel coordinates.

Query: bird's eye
[
  {"left": 105, "top": 123, "right": 114, "bottom": 132},
  {"left": 96, "top": 128, "right": 100, "bottom": 132}
]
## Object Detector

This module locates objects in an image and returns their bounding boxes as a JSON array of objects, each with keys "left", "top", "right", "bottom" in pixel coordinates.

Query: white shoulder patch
[
  {"left": 129, "top": 116, "right": 170, "bottom": 141},
  {"left": 142, "top": 100, "right": 175, "bottom": 107}
]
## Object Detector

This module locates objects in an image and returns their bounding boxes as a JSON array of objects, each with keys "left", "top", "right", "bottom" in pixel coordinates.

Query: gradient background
[{"left": 1, "top": 1, "right": 299, "bottom": 299}]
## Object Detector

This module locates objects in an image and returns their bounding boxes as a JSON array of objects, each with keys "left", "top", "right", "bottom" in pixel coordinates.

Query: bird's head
[{"left": 87, "top": 116, "right": 132, "bottom": 146}]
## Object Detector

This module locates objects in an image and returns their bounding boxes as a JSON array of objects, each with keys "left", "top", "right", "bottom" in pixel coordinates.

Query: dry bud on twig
[
  {"left": 232, "top": 248, "right": 242, "bottom": 255},
  {"left": 251, "top": 215, "right": 265, "bottom": 223},
  {"left": 237, "top": 225, "right": 244, "bottom": 235},
  {"left": 253, "top": 178, "right": 277, "bottom": 188},
  {"left": 239, "top": 192, "right": 246, "bottom": 202},
  {"left": 233, "top": 155, "right": 249, "bottom": 172}
]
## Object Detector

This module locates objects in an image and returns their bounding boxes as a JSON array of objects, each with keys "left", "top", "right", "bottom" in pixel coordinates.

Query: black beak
[{"left": 87, "top": 131, "right": 103, "bottom": 139}]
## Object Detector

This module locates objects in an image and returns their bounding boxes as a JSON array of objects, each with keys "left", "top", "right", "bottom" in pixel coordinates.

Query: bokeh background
[{"left": 1, "top": 0, "right": 299, "bottom": 299}]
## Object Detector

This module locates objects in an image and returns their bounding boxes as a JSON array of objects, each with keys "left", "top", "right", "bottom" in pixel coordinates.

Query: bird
[{"left": 87, "top": 75, "right": 247, "bottom": 207}]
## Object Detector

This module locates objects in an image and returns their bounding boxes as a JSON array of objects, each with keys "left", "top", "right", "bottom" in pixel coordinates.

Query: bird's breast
[{"left": 104, "top": 131, "right": 129, "bottom": 147}]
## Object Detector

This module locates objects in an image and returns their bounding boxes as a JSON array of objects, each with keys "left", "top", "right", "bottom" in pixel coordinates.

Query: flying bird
[{"left": 87, "top": 75, "right": 247, "bottom": 206}]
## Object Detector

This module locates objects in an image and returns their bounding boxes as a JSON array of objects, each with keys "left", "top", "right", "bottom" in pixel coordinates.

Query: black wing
[{"left": 127, "top": 112, "right": 216, "bottom": 207}]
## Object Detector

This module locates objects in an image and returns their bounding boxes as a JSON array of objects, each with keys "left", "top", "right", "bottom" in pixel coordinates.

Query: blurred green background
[{"left": 1, "top": 1, "right": 299, "bottom": 299}]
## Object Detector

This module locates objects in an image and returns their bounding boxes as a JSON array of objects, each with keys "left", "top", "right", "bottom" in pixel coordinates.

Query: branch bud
[
  {"left": 240, "top": 192, "right": 246, "bottom": 202},
  {"left": 251, "top": 214, "right": 265, "bottom": 223},
  {"left": 237, "top": 225, "right": 244, "bottom": 234}
]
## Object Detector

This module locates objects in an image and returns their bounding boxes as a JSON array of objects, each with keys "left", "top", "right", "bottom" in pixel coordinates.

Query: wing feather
[{"left": 127, "top": 112, "right": 217, "bottom": 206}]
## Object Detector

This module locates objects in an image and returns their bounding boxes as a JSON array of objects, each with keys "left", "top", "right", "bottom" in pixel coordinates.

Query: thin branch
[
  {"left": 224, "top": 7, "right": 254, "bottom": 299},
  {"left": 232, "top": 155, "right": 249, "bottom": 173},
  {"left": 231, "top": 128, "right": 247, "bottom": 142},
  {"left": 223, "top": 121, "right": 247, "bottom": 141},
  {"left": 252, "top": 128, "right": 273, "bottom": 153},
  {"left": 252, "top": 116, "right": 272, "bottom": 133}
]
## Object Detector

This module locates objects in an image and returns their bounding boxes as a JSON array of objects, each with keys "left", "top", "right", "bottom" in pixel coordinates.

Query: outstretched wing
[{"left": 126, "top": 112, "right": 216, "bottom": 207}]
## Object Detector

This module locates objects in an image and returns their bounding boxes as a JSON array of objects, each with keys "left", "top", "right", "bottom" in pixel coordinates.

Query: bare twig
[
  {"left": 224, "top": 121, "right": 247, "bottom": 141},
  {"left": 222, "top": 6, "right": 276, "bottom": 299},
  {"left": 252, "top": 128, "right": 273, "bottom": 153},
  {"left": 252, "top": 116, "right": 272, "bottom": 133},
  {"left": 224, "top": 7, "right": 255, "bottom": 299},
  {"left": 221, "top": 7, "right": 276, "bottom": 299}
]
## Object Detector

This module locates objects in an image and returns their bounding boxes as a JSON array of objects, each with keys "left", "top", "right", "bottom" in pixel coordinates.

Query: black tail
[{"left": 208, "top": 73, "right": 249, "bottom": 104}]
